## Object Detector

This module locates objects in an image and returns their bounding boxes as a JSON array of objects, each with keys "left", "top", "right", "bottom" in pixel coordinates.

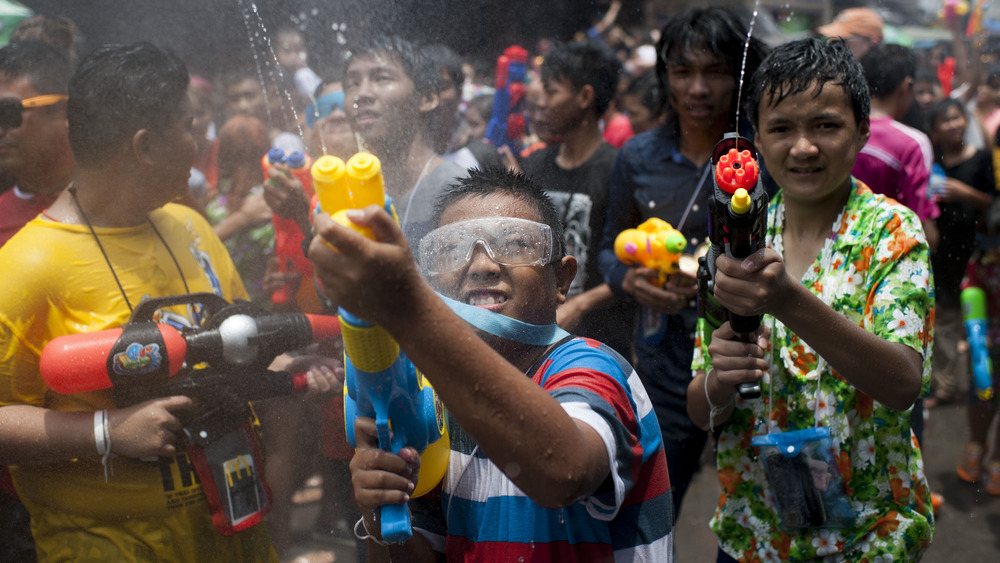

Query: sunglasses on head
[{"left": 0, "top": 94, "right": 68, "bottom": 130}]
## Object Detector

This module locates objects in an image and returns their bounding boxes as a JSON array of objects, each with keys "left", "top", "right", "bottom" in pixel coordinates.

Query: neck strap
[{"left": 438, "top": 294, "right": 571, "bottom": 345}]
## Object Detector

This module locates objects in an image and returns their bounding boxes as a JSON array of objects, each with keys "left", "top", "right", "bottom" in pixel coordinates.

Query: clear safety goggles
[{"left": 418, "top": 217, "right": 556, "bottom": 274}]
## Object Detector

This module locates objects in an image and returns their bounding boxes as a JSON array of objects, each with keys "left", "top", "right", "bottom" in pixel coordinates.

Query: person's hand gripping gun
[{"left": 312, "top": 152, "right": 450, "bottom": 543}]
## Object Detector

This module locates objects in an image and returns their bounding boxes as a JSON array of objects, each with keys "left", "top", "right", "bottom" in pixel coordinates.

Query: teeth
[{"left": 468, "top": 294, "right": 507, "bottom": 306}]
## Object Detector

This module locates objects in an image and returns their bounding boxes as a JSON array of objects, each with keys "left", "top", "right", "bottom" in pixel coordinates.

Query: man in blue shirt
[{"left": 597, "top": 6, "right": 768, "bottom": 518}]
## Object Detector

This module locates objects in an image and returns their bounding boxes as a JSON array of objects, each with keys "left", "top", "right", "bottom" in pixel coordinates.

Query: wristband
[
  {"left": 704, "top": 369, "right": 734, "bottom": 432},
  {"left": 354, "top": 516, "right": 391, "bottom": 547},
  {"left": 94, "top": 409, "right": 113, "bottom": 482}
]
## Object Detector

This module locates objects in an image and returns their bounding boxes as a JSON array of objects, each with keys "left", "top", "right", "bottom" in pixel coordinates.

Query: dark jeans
[{"left": 661, "top": 427, "right": 708, "bottom": 519}]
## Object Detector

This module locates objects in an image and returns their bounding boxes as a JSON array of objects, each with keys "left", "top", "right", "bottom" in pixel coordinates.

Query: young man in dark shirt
[{"left": 523, "top": 39, "right": 634, "bottom": 359}]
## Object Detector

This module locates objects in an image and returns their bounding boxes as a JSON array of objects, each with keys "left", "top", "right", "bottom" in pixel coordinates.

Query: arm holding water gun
[
  {"left": 597, "top": 151, "right": 698, "bottom": 318},
  {"left": 309, "top": 152, "right": 449, "bottom": 545},
  {"left": 262, "top": 148, "right": 319, "bottom": 309},
  {"left": 308, "top": 167, "right": 664, "bottom": 558}
]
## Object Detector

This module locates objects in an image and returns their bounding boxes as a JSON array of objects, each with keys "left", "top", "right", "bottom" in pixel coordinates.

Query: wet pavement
[
  {"left": 288, "top": 399, "right": 1000, "bottom": 562},
  {"left": 674, "top": 399, "right": 1000, "bottom": 561}
]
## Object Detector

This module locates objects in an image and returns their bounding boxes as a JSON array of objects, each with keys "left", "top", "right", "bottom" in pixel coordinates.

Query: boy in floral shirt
[{"left": 688, "top": 38, "right": 934, "bottom": 561}]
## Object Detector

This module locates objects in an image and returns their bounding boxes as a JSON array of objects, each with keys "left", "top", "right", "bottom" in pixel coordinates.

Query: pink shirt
[{"left": 852, "top": 115, "right": 940, "bottom": 222}]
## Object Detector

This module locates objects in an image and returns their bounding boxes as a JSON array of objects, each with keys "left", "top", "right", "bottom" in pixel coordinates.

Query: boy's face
[
  {"left": 344, "top": 52, "right": 426, "bottom": 149},
  {"left": 147, "top": 96, "right": 198, "bottom": 204},
  {"left": 425, "top": 192, "right": 575, "bottom": 328},
  {"left": 912, "top": 79, "right": 941, "bottom": 112},
  {"left": 753, "top": 81, "right": 869, "bottom": 206},
  {"left": 226, "top": 77, "right": 267, "bottom": 122},
  {"left": 536, "top": 75, "right": 588, "bottom": 137},
  {"left": 463, "top": 106, "right": 488, "bottom": 141},
  {"left": 623, "top": 92, "right": 658, "bottom": 135},
  {"left": 665, "top": 47, "right": 735, "bottom": 133},
  {"left": 275, "top": 30, "right": 307, "bottom": 72}
]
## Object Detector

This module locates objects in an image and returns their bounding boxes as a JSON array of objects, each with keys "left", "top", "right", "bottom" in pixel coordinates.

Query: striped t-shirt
[{"left": 415, "top": 337, "right": 674, "bottom": 562}]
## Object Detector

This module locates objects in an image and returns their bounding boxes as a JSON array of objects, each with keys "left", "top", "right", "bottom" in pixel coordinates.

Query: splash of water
[
  {"left": 734, "top": 0, "right": 761, "bottom": 132},
  {"left": 235, "top": 0, "right": 307, "bottom": 143}
]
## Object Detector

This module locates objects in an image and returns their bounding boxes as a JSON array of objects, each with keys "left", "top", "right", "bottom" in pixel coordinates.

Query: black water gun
[{"left": 699, "top": 133, "right": 769, "bottom": 399}]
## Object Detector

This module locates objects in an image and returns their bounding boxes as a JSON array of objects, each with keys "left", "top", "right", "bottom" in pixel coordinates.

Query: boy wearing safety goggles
[{"left": 309, "top": 166, "right": 673, "bottom": 561}]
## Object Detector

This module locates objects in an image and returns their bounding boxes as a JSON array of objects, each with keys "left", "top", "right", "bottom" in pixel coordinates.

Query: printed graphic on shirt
[{"left": 548, "top": 191, "right": 593, "bottom": 297}]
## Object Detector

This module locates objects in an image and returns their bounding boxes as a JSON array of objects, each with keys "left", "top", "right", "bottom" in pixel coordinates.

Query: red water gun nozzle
[{"left": 714, "top": 148, "right": 760, "bottom": 194}]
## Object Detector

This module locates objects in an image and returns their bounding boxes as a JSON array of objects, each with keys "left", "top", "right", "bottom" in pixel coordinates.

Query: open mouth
[{"left": 465, "top": 291, "right": 508, "bottom": 308}]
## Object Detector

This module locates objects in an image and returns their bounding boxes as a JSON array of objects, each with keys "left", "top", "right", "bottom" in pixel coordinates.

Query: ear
[
  {"left": 554, "top": 255, "right": 577, "bottom": 305},
  {"left": 577, "top": 84, "right": 596, "bottom": 111},
  {"left": 856, "top": 116, "right": 871, "bottom": 149},
  {"left": 419, "top": 88, "right": 440, "bottom": 114},
  {"left": 132, "top": 129, "right": 157, "bottom": 168}
]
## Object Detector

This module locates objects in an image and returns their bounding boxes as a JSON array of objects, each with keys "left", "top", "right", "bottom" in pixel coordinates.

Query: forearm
[
  {"left": 387, "top": 284, "right": 608, "bottom": 507},
  {"left": 772, "top": 283, "right": 922, "bottom": 410},
  {"left": 0, "top": 404, "right": 97, "bottom": 465},
  {"left": 213, "top": 211, "right": 252, "bottom": 241},
  {"left": 687, "top": 369, "right": 736, "bottom": 431}
]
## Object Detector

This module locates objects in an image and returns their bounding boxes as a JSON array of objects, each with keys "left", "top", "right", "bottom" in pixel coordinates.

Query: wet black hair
[
  {"left": 424, "top": 44, "right": 464, "bottom": 96},
  {"left": 345, "top": 35, "right": 437, "bottom": 97},
  {"left": 68, "top": 42, "right": 189, "bottom": 168},
  {"left": 540, "top": 39, "right": 621, "bottom": 116},
  {"left": 624, "top": 71, "right": 663, "bottom": 117},
  {"left": 747, "top": 38, "right": 870, "bottom": 131},
  {"left": 432, "top": 166, "right": 566, "bottom": 258},
  {"left": 859, "top": 43, "right": 917, "bottom": 98},
  {"left": 656, "top": 6, "right": 767, "bottom": 134},
  {"left": 0, "top": 40, "right": 71, "bottom": 95},
  {"left": 467, "top": 93, "right": 494, "bottom": 120},
  {"left": 913, "top": 66, "right": 940, "bottom": 86}
]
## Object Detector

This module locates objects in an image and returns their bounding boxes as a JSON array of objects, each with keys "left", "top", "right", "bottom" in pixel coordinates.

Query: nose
[
  {"left": 352, "top": 78, "right": 375, "bottom": 106},
  {"left": 789, "top": 134, "right": 818, "bottom": 157},
  {"left": 689, "top": 71, "right": 711, "bottom": 96},
  {"left": 466, "top": 241, "right": 501, "bottom": 278}
]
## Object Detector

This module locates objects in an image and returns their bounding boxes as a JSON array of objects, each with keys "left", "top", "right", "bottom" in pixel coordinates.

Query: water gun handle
[
  {"left": 709, "top": 135, "right": 767, "bottom": 399},
  {"left": 963, "top": 286, "right": 994, "bottom": 401}
]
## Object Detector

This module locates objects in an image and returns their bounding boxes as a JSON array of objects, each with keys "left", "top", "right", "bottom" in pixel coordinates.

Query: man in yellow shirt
[{"left": 0, "top": 43, "right": 276, "bottom": 561}]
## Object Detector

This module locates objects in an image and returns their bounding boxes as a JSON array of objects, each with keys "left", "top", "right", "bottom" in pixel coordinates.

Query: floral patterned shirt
[
  {"left": 205, "top": 184, "right": 275, "bottom": 306},
  {"left": 692, "top": 179, "right": 935, "bottom": 562}
]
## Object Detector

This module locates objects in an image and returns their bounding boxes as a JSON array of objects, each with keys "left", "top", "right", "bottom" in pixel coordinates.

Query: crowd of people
[{"left": 1, "top": 3, "right": 1000, "bottom": 562}]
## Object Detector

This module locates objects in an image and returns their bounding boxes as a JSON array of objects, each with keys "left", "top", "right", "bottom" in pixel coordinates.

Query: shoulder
[
  {"left": 619, "top": 126, "right": 675, "bottom": 160},
  {"left": 847, "top": 179, "right": 924, "bottom": 239},
  {"left": 522, "top": 145, "right": 559, "bottom": 171},
  {"left": 540, "top": 337, "right": 634, "bottom": 388}
]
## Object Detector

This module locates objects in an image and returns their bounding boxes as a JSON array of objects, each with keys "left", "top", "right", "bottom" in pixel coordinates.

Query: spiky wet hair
[{"left": 431, "top": 166, "right": 566, "bottom": 258}]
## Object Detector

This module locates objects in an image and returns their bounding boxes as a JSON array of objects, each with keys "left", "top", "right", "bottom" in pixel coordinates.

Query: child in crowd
[
  {"left": 308, "top": 167, "right": 673, "bottom": 560},
  {"left": 926, "top": 97, "right": 996, "bottom": 406},
  {"left": 956, "top": 200, "right": 1000, "bottom": 495},
  {"left": 687, "top": 38, "right": 934, "bottom": 561}
]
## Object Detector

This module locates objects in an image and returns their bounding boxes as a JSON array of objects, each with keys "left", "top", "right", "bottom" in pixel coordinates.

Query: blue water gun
[
  {"left": 312, "top": 152, "right": 449, "bottom": 543},
  {"left": 962, "top": 286, "right": 994, "bottom": 401},
  {"left": 485, "top": 45, "right": 529, "bottom": 155}
]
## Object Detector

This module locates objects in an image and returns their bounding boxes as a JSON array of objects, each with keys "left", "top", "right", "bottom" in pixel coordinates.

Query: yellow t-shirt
[{"left": 0, "top": 203, "right": 277, "bottom": 561}]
